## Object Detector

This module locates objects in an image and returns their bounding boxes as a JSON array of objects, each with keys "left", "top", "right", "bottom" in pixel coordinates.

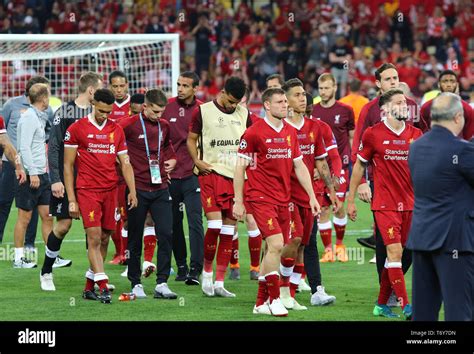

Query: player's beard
[{"left": 441, "top": 84, "right": 457, "bottom": 93}]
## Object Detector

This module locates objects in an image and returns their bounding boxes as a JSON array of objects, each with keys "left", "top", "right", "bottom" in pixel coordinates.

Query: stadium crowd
[{"left": 0, "top": 0, "right": 473, "bottom": 104}]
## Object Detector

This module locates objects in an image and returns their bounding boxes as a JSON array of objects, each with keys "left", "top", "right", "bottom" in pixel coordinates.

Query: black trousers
[
  {"left": 304, "top": 219, "right": 322, "bottom": 293},
  {"left": 412, "top": 249, "right": 474, "bottom": 321},
  {"left": 127, "top": 188, "right": 173, "bottom": 287},
  {"left": 169, "top": 175, "right": 204, "bottom": 274}
]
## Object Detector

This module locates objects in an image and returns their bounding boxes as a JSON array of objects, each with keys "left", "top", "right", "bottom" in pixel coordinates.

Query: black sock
[{"left": 41, "top": 231, "right": 63, "bottom": 275}]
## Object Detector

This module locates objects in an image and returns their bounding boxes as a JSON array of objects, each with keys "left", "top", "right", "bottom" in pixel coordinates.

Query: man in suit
[{"left": 407, "top": 92, "right": 474, "bottom": 321}]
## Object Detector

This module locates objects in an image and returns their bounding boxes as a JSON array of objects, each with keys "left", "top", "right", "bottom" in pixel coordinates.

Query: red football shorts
[
  {"left": 199, "top": 172, "right": 235, "bottom": 219},
  {"left": 315, "top": 168, "right": 348, "bottom": 207},
  {"left": 374, "top": 210, "right": 413, "bottom": 246},
  {"left": 289, "top": 202, "right": 314, "bottom": 246},
  {"left": 77, "top": 188, "right": 119, "bottom": 231},
  {"left": 117, "top": 184, "right": 128, "bottom": 222},
  {"left": 247, "top": 201, "right": 290, "bottom": 242}
]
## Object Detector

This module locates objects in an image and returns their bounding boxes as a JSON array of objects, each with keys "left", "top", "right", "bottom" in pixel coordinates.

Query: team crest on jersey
[
  {"left": 239, "top": 139, "right": 247, "bottom": 150},
  {"left": 89, "top": 210, "right": 95, "bottom": 222},
  {"left": 267, "top": 218, "right": 274, "bottom": 230},
  {"left": 387, "top": 227, "right": 394, "bottom": 239},
  {"left": 286, "top": 135, "right": 291, "bottom": 146},
  {"left": 206, "top": 197, "right": 212, "bottom": 207},
  {"left": 109, "top": 132, "right": 115, "bottom": 143},
  {"left": 309, "top": 131, "right": 315, "bottom": 142},
  {"left": 409, "top": 138, "right": 414, "bottom": 144},
  {"left": 334, "top": 115, "right": 340, "bottom": 124}
]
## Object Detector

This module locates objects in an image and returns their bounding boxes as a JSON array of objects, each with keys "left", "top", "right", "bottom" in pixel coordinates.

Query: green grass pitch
[{"left": 0, "top": 200, "right": 419, "bottom": 321}]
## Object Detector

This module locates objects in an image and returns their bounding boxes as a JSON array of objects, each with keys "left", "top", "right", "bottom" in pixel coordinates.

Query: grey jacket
[{"left": 17, "top": 106, "right": 48, "bottom": 175}]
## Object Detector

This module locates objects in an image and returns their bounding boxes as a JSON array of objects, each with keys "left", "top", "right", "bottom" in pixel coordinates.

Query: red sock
[
  {"left": 215, "top": 226, "right": 234, "bottom": 282},
  {"left": 334, "top": 216, "right": 347, "bottom": 245},
  {"left": 203, "top": 227, "right": 221, "bottom": 273},
  {"left": 290, "top": 264, "right": 304, "bottom": 297},
  {"left": 230, "top": 236, "right": 239, "bottom": 267},
  {"left": 377, "top": 267, "right": 392, "bottom": 305},
  {"left": 265, "top": 272, "right": 280, "bottom": 301},
  {"left": 111, "top": 219, "right": 123, "bottom": 257},
  {"left": 279, "top": 257, "right": 295, "bottom": 287},
  {"left": 301, "top": 268, "right": 306, "bottom": 280},
  {"left": 84, "top": 277, "right": 95, "bottom": 292},
  {"left": 319, "top": 222, "right": 332, "bottom": 250},
  {"left": 248, "top": 231, "right": 262, "bottom": 268},
  {"left": 255, "top": 277, "right": 268, "bottom": 306},
  {"left": 143, "top": 229, "right": 157, "bottom": 263},
  {"left": 94, "top": 272, "right": 109, "bottom": 291},
  {"left": 387, "top": 264, "right": 409, "bottom": 309}
]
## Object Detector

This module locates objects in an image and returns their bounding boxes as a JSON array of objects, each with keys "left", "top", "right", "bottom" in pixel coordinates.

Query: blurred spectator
[
  {"left": 191, "top": 13, "right": 213, "bottom": 77},
  {"left": 329, "top": 35, "right": 352, "bottom": 98},
  {"left": 145, "top": 15, "right": 165, "bottom": 33},
  {"left": 339, "top": 79, "right": 369, "bottom": 125}
]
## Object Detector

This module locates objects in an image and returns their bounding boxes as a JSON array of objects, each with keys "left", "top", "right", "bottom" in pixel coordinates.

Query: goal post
[{"left": 0, "top": 34, "right": 180, "bottom": 107}]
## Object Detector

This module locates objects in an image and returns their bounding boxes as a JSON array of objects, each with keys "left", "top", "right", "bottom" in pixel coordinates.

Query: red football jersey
[
  {"left": 357, "top": 121, "right": 423, "bottom": 211},
  {"left": 285, "top": 117, "right": 327, "bottom": 207},
  {"left": 312, "top": 101, "right": 355, "bottom": 168},
  {"left": 0, "top": 116, "right": 5, "bottom": 134},
  {"left": 64, "top": 114, "right": 127, "bottom": 190},
  {"left": 109, "top": 95, "right": 131, "bottom": 122},
  {"left": 238, "top": 118, "right": 302, "bottom": 206}
]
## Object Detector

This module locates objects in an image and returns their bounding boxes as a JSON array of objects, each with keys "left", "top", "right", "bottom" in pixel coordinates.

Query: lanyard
[{"left": 139, "top": 113, "right": 161, "bottom": 161}]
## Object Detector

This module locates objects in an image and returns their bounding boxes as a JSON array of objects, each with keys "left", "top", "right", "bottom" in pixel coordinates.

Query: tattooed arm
[{"left": 315, "top": 157, "right": 341, "bottom": 212}]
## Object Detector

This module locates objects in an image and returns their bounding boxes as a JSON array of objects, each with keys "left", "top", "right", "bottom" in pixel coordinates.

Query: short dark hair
[
  {"left": 180, "top": 71, "right": 200, "bottom": 87},
  {"left": 378, "top": 88, "right": 404, "bottom": 108},
  {"left": 25, "top": 76, "right": 49, "bottom": 96},
  {"left": 265, "top": 74, "right": 284, "bottom": 86},
  {"left": 282, "top": 78, "right": 303, "bottom": 93},
  {"left": 28, "top": 83, "right": 49, "bottom": 104},
  {"left": 224, "top": 77, "right": 246, "bottom": 100},
  {"left": 349, "top": 79, "right": 362, "bottom": 92},
  {"left": 78, "top": 72, "right": 102, "bottom": 93},
  {"left": 145, "top": 89, "right": 168, "bottom": 107},
  {"left": 262, "top": 88, "right": 285, "bottom": 105},
  {"left": 130, "top": 93, "right": 145, "bottom": 105},
  {"left": 94, "top": 88, "right": 115, "bottom": 105},
  {"left": 375, "top": 63, "right": 397, "bottom": 82},
  {"left": 438, "top": 70, "right": 458, "bottom": 82},
  {"left": 109, "top": 70, "right": 128, "bottom": 84}
]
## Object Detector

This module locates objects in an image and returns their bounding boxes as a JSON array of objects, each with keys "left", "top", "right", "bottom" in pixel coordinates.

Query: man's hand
[
  {"left": 313, "top": 168, "right": 320, "bottom": 181},
  {"left": 15, "top": 168, "right": 26, "bottom": 185},
  {"left": 51, "top": 181, "right": 65, "bottom": 198},
  {"left": 127, "top": 192, "right": 138, "bottom": 210},
  {"left": 357, "top": 182, "right": 372, "bottom": 203},
  {"left": 30, "top": 175, "right": 40, "bottom": 189},
  {"left": 68, "top": 200, "right": 80, "bottom": 219},
  {"left": 232, "top": 201, "right": 246, "bottom": 221},
  {"left": 310, "top": 196, "right": 321, "bottom": 217},
  {"left": 333, "top": 175, "right": 341, "bottom": 191},
  {"left": 331, "top": 195, "right": 343, "bottom": 214},
  {"left": 195, "top": 160, "right": 213, "bottom": 175},
  {"left": 164, "top": 159, "right": 177, "bottom": 173},
  {"left": 347, "top": 201, "right": 357, "bottom": 221}
]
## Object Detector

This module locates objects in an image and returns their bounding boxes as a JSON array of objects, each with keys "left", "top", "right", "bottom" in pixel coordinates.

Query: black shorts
[
  {"left": 15, "top": 174, "right": 51, "bottom": 211},
  {"left": 49, "top": 191, "right": 71, "bottom": 219}
]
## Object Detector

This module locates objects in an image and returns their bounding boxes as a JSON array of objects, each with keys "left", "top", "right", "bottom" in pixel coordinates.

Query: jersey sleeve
[
  {"left": 162, "top": 120, "right": 177, "bottom": 161},
  {"left": 291, "top": 129, "right": 302, "bottom": 161},
  {"left": 189, "top": 106, "right": 203, "bottom": 134},
  {"left": 314, "top": 125, "right": 328, "bottom": 159},
  {"left": 237, "top": 129, "right": 257, "bottom": 162},
  {"left": 0, "top": 116, "right": 5, "bottom": 133},
  {"left": 357, "top": 128, "right": 375, "bottom": 163},
  {"left": 48, "top": 107, "right": 66, "bottom": 184},
  {"left": 64, "top": 122, "right": 80, "bottom": 148},
  {"left": 115, "top": 126, "right": 128, "bottom": 155}
]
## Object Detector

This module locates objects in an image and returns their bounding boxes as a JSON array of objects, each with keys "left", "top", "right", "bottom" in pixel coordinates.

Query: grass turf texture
[{"left": 0, "top": 200, "right": 418, "bottom": 321}]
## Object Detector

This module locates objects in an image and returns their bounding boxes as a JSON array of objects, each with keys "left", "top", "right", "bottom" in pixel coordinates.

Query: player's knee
[
  {"left": 268, "top": 240, "right": 284, "bottom": 254},
  {"left": 291, "top": 237, "right": 302, "bottom": 247},
  {"left": 386, "top": 244, "right": 403, "bottom": 262},
  {"left": 54, "top": 222, "right": 71, "bottom": 238}
]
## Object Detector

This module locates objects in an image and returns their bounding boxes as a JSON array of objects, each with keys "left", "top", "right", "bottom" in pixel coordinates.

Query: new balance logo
[
  {"left": 87, "top": 134, "right": 94, "bottom": 138},
  {"left": 266, "top": 139, "right": 272, "bottom": 143},
  {"left": 383, "top": 141, "right": 390, "bottom": 145},
  {"left": 138, "top": 134, "right": 144, "bottom": 139}
]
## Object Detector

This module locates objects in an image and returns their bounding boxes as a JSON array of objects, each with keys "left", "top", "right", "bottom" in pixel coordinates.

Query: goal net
[{"left": 0, "top": 34, "right": 180, "bottom": 108}]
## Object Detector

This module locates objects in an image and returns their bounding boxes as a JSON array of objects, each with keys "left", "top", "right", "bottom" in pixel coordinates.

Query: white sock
[
  {"left": 15, "top": 247, "right": 24, "bottom": 262},
  {"left": 214, "top": 280, "right": 224, "bottom": 288}
]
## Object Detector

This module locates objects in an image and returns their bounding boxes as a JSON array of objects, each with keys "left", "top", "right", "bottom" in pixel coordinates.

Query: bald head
[
  {"left": 431, "top": 92, "right": 464, "bottom": 135},
  {"left": 398, "top": 82, "right": 412, "bottom": 97},
  {"left": 28, "top": 83, "right": 50, "bottom": 105}
]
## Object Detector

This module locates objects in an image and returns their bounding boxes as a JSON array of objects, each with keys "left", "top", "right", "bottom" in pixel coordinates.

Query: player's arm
[
  {"left": 349, "top": 129, "right": 354, "bottom": 150},
  {"left": 294, "top": 158, "right": 321, "bottom": 216},
  {"left": 346, "top": 158, "right": 367, "bottom": 222},
  {"left": 64, "top": 146, "right": 79, "bottom": 219},
  {"left": 18, "top": 117, "right": 40, "bottom": 189},
  {"left": 163, "top": 124, "right": 177, "bottom": 174},
  {"left": 232, "top": 156, "right": 250, "bottom": 221},
  {"left": 48, "top": 110, "right": 65, "bottom": 197},
  {"left": 315, "top": 157, "right": 341, "bottom": 212},
  {"left": 118, "top": 153, "right": 138, "bottom": 210},
  {"left": 0, "top": 134, "right": 26, "bottom": 184},
  {"left": 187, "top": 131, "right": 212, "bottom": 174}
]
